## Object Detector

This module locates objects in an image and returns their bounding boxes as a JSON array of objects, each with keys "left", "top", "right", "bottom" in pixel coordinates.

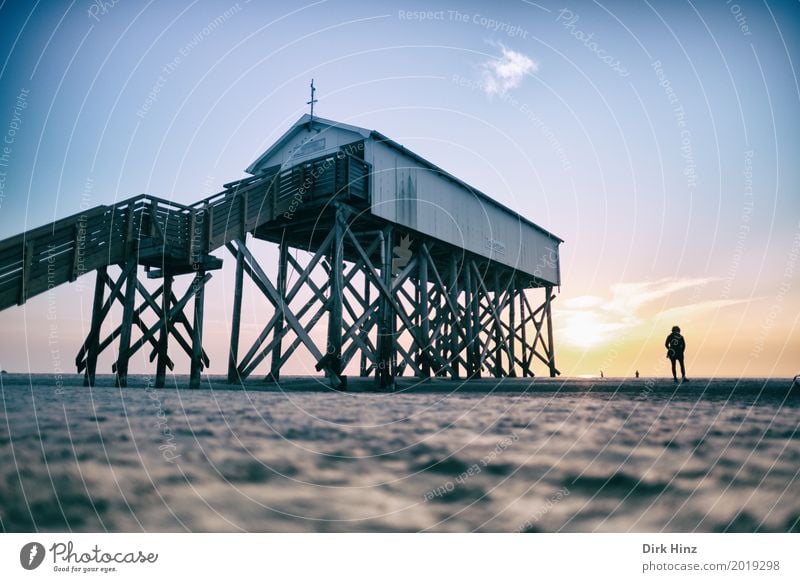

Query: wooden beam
[
  {"left": 96, "top": 278, "right": 173, "bottom": 372},
  {"left": 274, "top": 296, "right": 329, "bottom": 370},
  {"left": 360, "top": 269, "right": 371, "bottom": 377},
  {"left": 114, "top": 273, "right": 211, "bottom": 373},
  {"left": 519, "top": 286, "right": 529, "bottom": 377},
  {"left": 239, "top": 264, "right": 334, "bottom": 379},
  {"left": 75, "top": 261, "right": 137, "bottom": 371},
  {"left": 237, "top": 232, "right": 384, "bottom": 381},
  {"left": 493, "top": 270, "right": 503, "bottom": 377},
  {"left": 344, "top": 226, "right": 427, "bottom": 382},
  {"left": 471, "top": 262, "right": 512, "bottom": 377},
  {"left": 234, "top": 240, "right": 324, "bottom": 362},
  {"left": 226, "top": 224, "right": 334, "bottom": 309},
  {"left": 341, "top": 311, "right": 379, "bottom": 370},
  {"left": 115, "top": 261, "right": 138, "bottom": 388},
  {"left": 190, "top": 269, "right": 206, "bottom": 388},
  {"left": 227, "top": 236, "right": 245, "bottom": 383},
  {"left": 464, "top": 259, "right": 476, "bottom": 377},
  {"left": 83, "top": 267, "right": 106, "bottom": 386},
  {"left": 321, "top": 207, "right": 345, "bottom": 387},
  {"left": 377, "top": 226, "right": 393, "bottom": 388},
  {"left": 449, "top": 255, "right": 460, "bottom": 379},
  {"left": 508, "top": 280, "right": 517, "bottom": 378},
  {"left": 418, "top": 244, "right": 430, "bottom": 377},
  {"left": 268, "top": 235, "right": 288, "bottom": 381},
  {"left": 155, "top": 275, "right": 173, "bottom": 388},
  {"left": 339, "top": 278, "right": 378, "bottom": 370},
  {"left": 545, "top": 285, "right": 557, "bottom": 377},
  {"left": 238, "top": 307, "right": 284, "bottom": 378},
  {"left": 165, "top": 289, "right": 208, "bottom": 365}
]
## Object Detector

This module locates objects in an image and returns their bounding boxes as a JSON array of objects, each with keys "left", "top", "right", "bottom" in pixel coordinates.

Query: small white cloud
[
  {"left": 481, "top": 44, "right": 537, "bottom": 95},
  {"left": 605, "top": 277, "right": 719, "bottom": 317},
  {"left": 563, "top": 295, "right": 604, "bottom": 309},
  {"left": 655, "top": 297, "right": 759, "bottom": 323}
]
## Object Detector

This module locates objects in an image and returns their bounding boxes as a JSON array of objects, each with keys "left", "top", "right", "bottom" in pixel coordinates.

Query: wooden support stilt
[
  {"left": 471, "top": 264, "right": 483, "bottom": 378},
  {"left": 115, "top": 262, "right": 138, "bottom": 388},
  {"left": 190, "top": 270, "right": 206, "bottom": 388},
  {"left": 145, "top": 286, "right": 202, "bottom": 367},
  {"left": 268, "top": 236, "right": 288, "bottom": 382},
  {"left": 322, "top": 207, "right": 345, "bottom": 388},
  {"left": 508, "top": 278, "right": 517, "bottom": 378},
  {"left": 76, "top": 262, "right": 140, "bottom": 373},
  {"left": 227, "top": 237, "right": 245, "bottom": 384},
  {"left": 155, "top": 275, "right": 173, "bottom": 388},
  {"left": 519, "top": 287, "right": 530, "bottom": 377},
  {"left": 226, "top": 240, "right": 325, "bottom": 372},
  {"left": 463, "top": 261, "right": 473, "bottom": 377},
  {"left": 234, "top": 230, "right": 378, "bottom": 380},
  {"left": 545, "top": 285, "right": 557, "bottom": 377},
  {"left": 469, "top": 263, "right": 512, "bottom": 378},
  {"left": 418, "top": 244, "right": 430, "bottom": 377},
  {"left": 431, "top": 287, "right": 443, "bottom": 377},
  {"left": 464, "top": 261, "right": 481, "bottom": 378},
  {"left": 448, "top": 255, "right": 460, "bottom": 379},
  {"left": 376, "top": 226, "right": 394, "bottom": 388},
  {"left": 360, "top": 269, "right": 370, "bottom": 377},
  {"left": 83, "top": 267, "right": 107, "bottom": 386},
  {"left": 493, "top": 270, "right": 503, "bottom": 378}
]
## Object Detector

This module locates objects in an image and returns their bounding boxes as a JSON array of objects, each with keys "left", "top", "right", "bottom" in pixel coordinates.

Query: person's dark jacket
[{"left": 665, "top": 332, "right": 685, "bottom": 359}]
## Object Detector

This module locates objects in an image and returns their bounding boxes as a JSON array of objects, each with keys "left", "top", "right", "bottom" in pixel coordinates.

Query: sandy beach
[{"left": 1, "top": 373, "right": 797, "bottom": 532}]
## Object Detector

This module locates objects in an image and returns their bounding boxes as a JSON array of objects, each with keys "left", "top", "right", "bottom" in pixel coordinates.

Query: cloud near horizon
[
  {"left": 481, "top": 44, "right": 537, "bottom": 95},
  {"left": 557, "top": 277, "right": 757, "bottom": 348}
]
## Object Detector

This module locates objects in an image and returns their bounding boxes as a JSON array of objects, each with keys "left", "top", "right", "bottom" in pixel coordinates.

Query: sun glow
[{"left": 560, "top": 312, "right": 607, "bottom": 348}]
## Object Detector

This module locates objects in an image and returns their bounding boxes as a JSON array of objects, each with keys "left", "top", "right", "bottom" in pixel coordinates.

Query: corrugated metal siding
[{"left": 368, "top": 140, "right": 560, "bottom": 286}]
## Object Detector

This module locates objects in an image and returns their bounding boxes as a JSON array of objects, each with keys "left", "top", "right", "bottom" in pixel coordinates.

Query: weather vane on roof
[{"left": 307, "top": 79, "right": 318, "bottom": 125}]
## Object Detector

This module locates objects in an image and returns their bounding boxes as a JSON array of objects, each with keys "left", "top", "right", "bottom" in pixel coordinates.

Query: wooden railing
[
  {"left": 0, "top": 195, "right": 194, "bottom": 311},
  {"left": 193, "top": 150, "right": 369, "bottom": 253},
  {"left": 0, "top": 147, "right": 371, "bottom": 312}
]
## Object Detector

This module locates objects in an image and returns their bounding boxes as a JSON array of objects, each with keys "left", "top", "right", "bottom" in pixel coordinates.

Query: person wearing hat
[{"left": 665, "top": 325, "right": 689, "bottom": 383}]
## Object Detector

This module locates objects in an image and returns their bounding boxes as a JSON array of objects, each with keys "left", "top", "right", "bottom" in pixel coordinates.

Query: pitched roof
[{"left": 246, "top": 114, "right": 563, "bottom": 243}]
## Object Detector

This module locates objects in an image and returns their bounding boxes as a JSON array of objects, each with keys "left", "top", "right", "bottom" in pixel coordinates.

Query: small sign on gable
[{"left": 291, "top": 138, "right": 326, "bottom": 158}]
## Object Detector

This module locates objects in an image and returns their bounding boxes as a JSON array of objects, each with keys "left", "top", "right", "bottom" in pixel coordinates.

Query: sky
[{"left": 0, "top": 0, "right": 798, "bottom": 378}]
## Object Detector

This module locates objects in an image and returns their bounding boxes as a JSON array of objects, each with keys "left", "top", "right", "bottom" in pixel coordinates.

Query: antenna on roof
[{"left": 307, "top": 79, "right": 318, "bottom": 126}]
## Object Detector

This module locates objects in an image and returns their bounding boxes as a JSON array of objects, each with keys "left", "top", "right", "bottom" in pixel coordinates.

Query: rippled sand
[{"left": 1, "top": 374, "right": 798, "bottom": 532}]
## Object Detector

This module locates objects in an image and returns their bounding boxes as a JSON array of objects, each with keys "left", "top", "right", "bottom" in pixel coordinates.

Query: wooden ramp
[{"left": 0, "top": 149, "right": 371, "bottom": 312}]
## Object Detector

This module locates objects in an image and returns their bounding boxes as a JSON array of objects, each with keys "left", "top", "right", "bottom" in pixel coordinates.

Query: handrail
[
  {"left": 189, "top": 165, "right": 281, "bottom": 211},
  {"left": 0, "top": 146, "right": 371, "bottom": 312}
]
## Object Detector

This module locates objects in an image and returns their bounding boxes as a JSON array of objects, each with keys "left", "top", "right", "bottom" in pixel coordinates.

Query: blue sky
[{"left": 0, "top": 0, "right": 798, "bottom": 377}]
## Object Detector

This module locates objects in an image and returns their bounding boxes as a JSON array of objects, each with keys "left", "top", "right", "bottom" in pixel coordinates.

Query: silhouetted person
[
  {"left": 665, "top": 325, "right": 689, "bottom": 383},
  {"left": 635, "top": 370, "right": 640, "bottom": 378}
]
